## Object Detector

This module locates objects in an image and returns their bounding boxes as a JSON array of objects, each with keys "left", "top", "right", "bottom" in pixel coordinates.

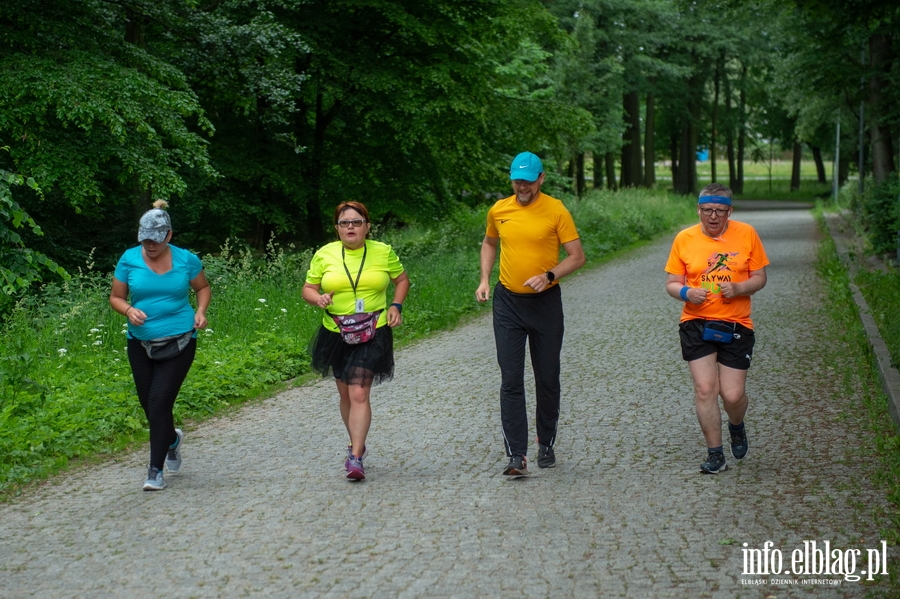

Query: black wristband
[
  {"left": 391, "top": 302, "right": 403, "bottom": 313},
  {"left": 545, "top": 271, "right": 555, "bottom": 282}
]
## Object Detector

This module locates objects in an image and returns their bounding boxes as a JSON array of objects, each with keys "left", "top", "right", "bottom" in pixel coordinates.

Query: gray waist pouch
[{"left": 141, "top": 329, "right": 195, "bottom": 361}]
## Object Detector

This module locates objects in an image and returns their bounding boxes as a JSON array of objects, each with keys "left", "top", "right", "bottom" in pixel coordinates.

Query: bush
[{"left": 850, "top": 174, "right": 900, "bottom": 256}]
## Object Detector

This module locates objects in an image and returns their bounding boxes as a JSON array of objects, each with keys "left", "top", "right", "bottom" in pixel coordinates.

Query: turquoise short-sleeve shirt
[{"left": 114, "top": 245, "right": 203, "bottom": 340}]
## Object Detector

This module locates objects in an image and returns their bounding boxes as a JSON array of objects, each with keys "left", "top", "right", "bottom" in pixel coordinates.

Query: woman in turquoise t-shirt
[
  {"left": 109, "top": 200, "right": 211, "bottom": 491},
  {"left": 302, "top": 201, "right": 410, "bottom": 481}
]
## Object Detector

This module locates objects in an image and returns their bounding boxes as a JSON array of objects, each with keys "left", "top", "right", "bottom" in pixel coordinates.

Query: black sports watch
[{"left": 545, "top": 271, "right": 555, "bottom": 282}]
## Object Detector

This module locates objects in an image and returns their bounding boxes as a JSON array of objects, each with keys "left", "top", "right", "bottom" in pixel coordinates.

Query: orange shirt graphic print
[{"left": 705, "top": 252, "right": 739, "bottom": 274}]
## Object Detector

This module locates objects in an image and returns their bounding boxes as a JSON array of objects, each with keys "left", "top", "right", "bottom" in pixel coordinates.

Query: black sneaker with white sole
[
  {"left": 729, "top": 424, "right": 748, "bottom": 460},
  {"left": 537, "top": 444, "right": 556, "bottom": 468},
  {"left": 700, "top": 451, "right": 728, "bottom": 474}
]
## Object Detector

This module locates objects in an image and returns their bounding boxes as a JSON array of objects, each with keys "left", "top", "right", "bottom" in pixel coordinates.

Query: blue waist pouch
[{"left": 702, "top": 321, "right": 737, "bottom": 344}]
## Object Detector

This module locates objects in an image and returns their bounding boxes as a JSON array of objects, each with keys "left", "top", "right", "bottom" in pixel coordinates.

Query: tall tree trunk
[
  {"left": 839, "top": 152, "right": 849, "bottom": 186},
  {"left": 303, "top": 90, "right": 341, "bottom": 243},
  {"left": 124, "top": 9, "right": 145, "bottom": 46},
  {"left": 576, "top": 152, "right": 586, "bottom": 197},
  {"left": 735, "top": 65, "right": 747, "bottom": 194},
  {"left": 592, "top": 152, "right": 604, "bottom": 189},
  {"left": 131, "top": 187, "right": 151, "bottom": 226},
  {"left": 727, "top": 138, "right": 737, "bottom": 189},
  {"left": 125, "top": 9, "right": 149, "bottom": 222},
  {"left": 811, "top": 145, "right": 827, "bottom": 183},
  {"left": 676, "top": 120, "right": 695, "bottom": 195},
  {"left": 869, "top": 32, "right": 896, "bottom": 183},
  {"left": 670, "top": 134, "right": 679, "bottom": 189},
  {"left": 724, "top": 67, "right": 737, "bottom": 189},
  {"left": 621, "top": 90, "right": 642, "bottom": 187},
  {"left": 675, "top": 79, "right": 700, "bottom": 195},
  {"left": 604, "top": 153, "right": 618, "bottom": 192},
  {"left": 711, "top": 50, "right": 724, "bottom": 184},
  {"left": 790, "top": 140, "right": 802, "bottom": 191},
  {"left": 644, "top": 92, "right": 656, "bottom": 187}
]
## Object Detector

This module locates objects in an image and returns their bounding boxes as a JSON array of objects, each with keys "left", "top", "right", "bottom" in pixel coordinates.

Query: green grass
[
  {"left": 814, "top": 206, "right": 900, "bottom": 560},
  {"left": 856, "top": 269, "right": 900, "bottom": 372},
  {"left": 0, "top": 188, "right": 695, "bottom": 495},
  {"left": 653, "top": 159, "right": 835, "bottom": 201}
]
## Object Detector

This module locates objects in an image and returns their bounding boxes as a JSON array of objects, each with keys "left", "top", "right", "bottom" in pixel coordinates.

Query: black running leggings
[{"left": 127, "top": 337, "right": 196, "bottom": 469}]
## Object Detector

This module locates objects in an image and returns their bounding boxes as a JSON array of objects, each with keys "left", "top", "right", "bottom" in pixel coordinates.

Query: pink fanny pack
[{"left": 330, "top": 310, "right": 382, "bottom": 345}]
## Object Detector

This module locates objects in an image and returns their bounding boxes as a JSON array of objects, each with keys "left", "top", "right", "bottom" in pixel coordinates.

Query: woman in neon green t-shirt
[{"left": 302, "top": 201, "right": 410, "bottom": 481}]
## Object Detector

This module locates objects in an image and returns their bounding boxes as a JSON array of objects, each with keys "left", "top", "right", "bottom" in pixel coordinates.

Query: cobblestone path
[{"left": 0, "top": 208, "right": 895, "bottom": 598}]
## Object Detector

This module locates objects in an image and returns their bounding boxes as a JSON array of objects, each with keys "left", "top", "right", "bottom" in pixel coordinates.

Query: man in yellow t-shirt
[
  {"left": 665, "top": 182, "right": 770, "bottom": 474},
  {"left": 476, "top": 151, "right": 586, "bottom": 476}
]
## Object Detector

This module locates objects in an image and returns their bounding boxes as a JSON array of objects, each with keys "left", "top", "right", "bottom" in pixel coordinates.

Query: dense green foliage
[
  {"left": 0, "top": 164, "right": 68, "bottom": 314},
  {"left": 0, "top": 188, "right": 694, "bottom": 493},
  {"left": 850, "top": 175, "right": 900, "bottom": 256},
  {"left": 1, "top": 0, "right": 897, "bottom": 281}
]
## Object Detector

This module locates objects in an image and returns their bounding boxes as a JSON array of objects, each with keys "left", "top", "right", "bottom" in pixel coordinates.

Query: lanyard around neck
[{"left": 341, "top": 243, "right": 367, "bottom": 298}]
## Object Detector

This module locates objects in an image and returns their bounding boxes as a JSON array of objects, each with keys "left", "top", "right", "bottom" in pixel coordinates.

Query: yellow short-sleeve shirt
[
  {"left": 306, "top": 240, "right": 405, "bottom": 332},
  {"left": 486, "top": 192, "right": 580, "bottom": 294}
]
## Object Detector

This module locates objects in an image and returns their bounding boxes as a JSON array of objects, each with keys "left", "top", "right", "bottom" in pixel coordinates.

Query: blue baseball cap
[{"left": 509, "top": 152, "right": 544, "bottom": 182}]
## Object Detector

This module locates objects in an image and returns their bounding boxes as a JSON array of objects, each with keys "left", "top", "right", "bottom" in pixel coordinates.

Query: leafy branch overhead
[
  {"left": 0, "top": 164, "right": 68, "bottom": 295},
  {"left": 0, "top": 0, "right": 897, "bottom": 268}
]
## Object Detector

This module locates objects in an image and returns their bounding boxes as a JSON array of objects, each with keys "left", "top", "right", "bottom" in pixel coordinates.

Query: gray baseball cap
[{"left": 137, "top": 208, "right": 172, "bottom": 243}]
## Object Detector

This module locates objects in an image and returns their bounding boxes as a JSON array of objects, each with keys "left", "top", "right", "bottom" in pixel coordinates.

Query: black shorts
[{"left": 678, "top": 319, "right": 755, "bottom": 370}]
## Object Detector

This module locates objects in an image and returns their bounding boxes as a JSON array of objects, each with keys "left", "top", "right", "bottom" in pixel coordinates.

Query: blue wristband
[
  {"left": 391, "top": 302, "right": 403, "bottom": 313},
  {"left": 679, "top": 286, "right": 690, "bottom": 301}
]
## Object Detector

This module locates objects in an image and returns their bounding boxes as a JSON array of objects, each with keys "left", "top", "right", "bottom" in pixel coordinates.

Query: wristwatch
[{"left": 545, "top": 271, "right": 555, "bottom": 282}]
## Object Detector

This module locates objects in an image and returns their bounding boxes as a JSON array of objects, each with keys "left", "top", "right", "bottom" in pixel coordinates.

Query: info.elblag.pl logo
[{"left": 742, "top": 540, "right": 890, "bottom": 582}]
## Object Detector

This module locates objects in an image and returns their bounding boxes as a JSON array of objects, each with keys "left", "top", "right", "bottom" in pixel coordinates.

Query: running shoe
[
  {"left": 346, "top": 456, "right": 365, "bottom": 480},
  {"left": 537, "top": 444, "right": 556, "bottom": 469},
  {"left": 166, "top": 428, "right": 183, "bottom": 473},
  {"left": 502, "top": 455, "right": 529, "bottom": 476},
  {"left": 700, "top": 451, "right": 728, "bottom": 474},
  {"left": 345, "top": 445, "right": 368, "bottom": 471},
  {"left": 729, "top": 423, "right": 748, "bottom": 460},
  {"left": 143, "top": 466, "right": 166, "bottom": 491}
]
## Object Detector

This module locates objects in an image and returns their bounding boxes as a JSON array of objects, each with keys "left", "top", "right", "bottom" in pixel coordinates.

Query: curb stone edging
[{"left": 824, "top": 211, "right": 900, "bottom": 432}]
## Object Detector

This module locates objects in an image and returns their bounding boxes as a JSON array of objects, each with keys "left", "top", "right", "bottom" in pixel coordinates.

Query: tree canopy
[{"left": 0, "top": 0, "right": 898, "bottom": 279}]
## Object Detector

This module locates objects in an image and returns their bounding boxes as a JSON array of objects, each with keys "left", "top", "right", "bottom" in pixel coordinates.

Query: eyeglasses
[
  {"left": 337, "top": 219, "right": 367, "bottom": 228},
  {"left": 699, "top": 208, "right": 730, "bottom": 217}
]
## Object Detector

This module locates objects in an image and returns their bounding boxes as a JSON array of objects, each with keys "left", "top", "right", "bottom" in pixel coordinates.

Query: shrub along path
[{"left": 0, "top": 207, "right": 895, "bottom": 598}]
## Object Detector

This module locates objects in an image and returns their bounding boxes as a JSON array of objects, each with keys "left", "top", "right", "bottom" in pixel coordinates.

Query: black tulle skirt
[{"left": 308, "top": 324, "right": 395, "bottom": 387}]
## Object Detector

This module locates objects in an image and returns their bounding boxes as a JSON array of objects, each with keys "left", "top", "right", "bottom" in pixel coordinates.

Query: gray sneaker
[
  {"left": 143, "top": 466, "right": 166, "bottom": 491},
  {"left": 165, "top": 429, "right": 183, "bottom": 473},
  {"left": 700, "top": 451, "right": 728, "bottom": 474}
]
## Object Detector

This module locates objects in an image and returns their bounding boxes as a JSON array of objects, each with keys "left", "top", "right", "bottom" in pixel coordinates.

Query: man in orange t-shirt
[
  {"left": 476, "top": 151, "right": 585, "bottom": 477},
  {"left": 665, "top": 182, "right": 769, "bottom": 474}
]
